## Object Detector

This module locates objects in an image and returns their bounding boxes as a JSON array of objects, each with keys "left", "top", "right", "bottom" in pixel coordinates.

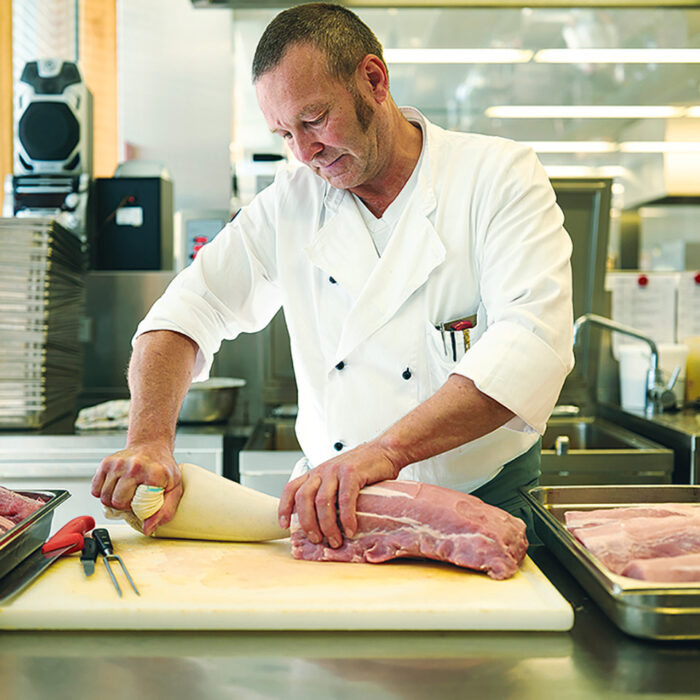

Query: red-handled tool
[
  {"left": 41, "top": 515, "right": 95, "bottom": 554},
  {"left": 0, "top": 515, "right": 96, "bottom": 604}
]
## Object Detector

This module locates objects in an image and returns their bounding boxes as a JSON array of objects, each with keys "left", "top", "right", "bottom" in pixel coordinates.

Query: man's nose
[{"left": 294, "top": 132, "right": 323, "bottom": 163}]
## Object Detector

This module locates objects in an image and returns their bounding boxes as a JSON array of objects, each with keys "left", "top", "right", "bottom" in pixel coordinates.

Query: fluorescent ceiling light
[
  {"left": 545, "top": 165, "right": 627, "bottom": 177},
  {"left": 526, "top": 141, "right": 700, "bottom": 153},
  {"left": 535, "top": 49, "right": 700, "bottom": 64},
  {"left": 589, "top": 166, "right": 627, "bottom": 177},
  {"left": 384, "top": 48, "right": 533, "bottom": 64},
  {"left": 523, "top": 141, "right": 617, "bottom": 153},
  {"left": 686, "top": 106, "right": 700, "bottom": 117},
  {"left": 619, "top": 141, "right": 700, "bottom": 152},
  {"left": 486, "top": 105, "right": 685, "bottom": 119},
  {"left": 544, "top": 165, "right": 601, "bottom": 177}
]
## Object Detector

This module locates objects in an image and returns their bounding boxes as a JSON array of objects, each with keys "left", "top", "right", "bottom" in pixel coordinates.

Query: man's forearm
[
  {"left": 377, "top": 373, "right": 515, "bottom": 473},
  {"left": 126, "top": 330, "right": 199, "bottom": 449}
]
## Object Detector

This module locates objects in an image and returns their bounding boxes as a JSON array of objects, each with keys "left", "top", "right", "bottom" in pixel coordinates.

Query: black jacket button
[
  {"left": 333, "top": 441, "right": 344, "bottom": 451},
  {"left": 402, "top": 368, "right": 412, "bottom": 380},
  {"left": 329, "top": 276, "right": 337, "bottom": 284},
  {"left": 335, "top": 361, "right": 345, "bottom": 370}
]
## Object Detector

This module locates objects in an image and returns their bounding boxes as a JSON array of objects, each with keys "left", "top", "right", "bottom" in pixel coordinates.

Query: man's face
[{"left": 255, "top": 43, "right": 382, "bottom": 191}]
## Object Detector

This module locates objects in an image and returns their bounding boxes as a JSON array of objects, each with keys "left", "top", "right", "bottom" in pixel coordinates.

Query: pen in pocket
[{"left": 435, "top": 315, "right": 476, "bottom": 360}]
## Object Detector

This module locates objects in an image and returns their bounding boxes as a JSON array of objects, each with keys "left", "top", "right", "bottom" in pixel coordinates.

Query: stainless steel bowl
[{"left": 178, "top": 377, "right": 246, "bottom": 424}]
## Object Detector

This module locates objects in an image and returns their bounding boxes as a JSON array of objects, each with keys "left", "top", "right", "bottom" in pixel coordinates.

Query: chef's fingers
[
  {"left": 338, "top": 476, "right": 360, "bottom": 539},
  {"left": 294, "top": 473, "right": 323, "bottom": 544},
  {"left": 92, "top": 454, "right": 132, "bottom": 505},
  {"left": 109, "top": 477, "right": 140, "bottom": 511},
  {"left": 108, "top": 456, "right": 155, "bottom": 510},
  {"left": 90, "top": 465, "right": 106, "bottom": 496},
  {"left": 97, "top": 469, "right": 121, "bottom": 508},
  {"left": 278, "top": 474, "right": 306, "bottom": 529},
  {"left": 91, "top": 454, "right": 121, "bottom": 496},
  {"left": 315, "top": 474, "right": 342, "bottom": 548},
  {"left": 142, "top": 482, "right": 183, "bottom": 536}
]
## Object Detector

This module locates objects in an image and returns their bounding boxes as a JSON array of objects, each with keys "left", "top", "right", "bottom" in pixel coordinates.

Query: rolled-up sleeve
[
  {"left": 457, "top": 143, "right": 574, "bottom": 435},
  {"left": 133, "top": 184, "right": 283, "bottom": 381}
]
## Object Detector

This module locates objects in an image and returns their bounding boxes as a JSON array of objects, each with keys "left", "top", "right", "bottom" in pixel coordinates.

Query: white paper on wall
[
  {"left": 607, "top": 272, "right": 678, "bottom": 357},
  {"left": 677, "top": 271, "right": 700, "bottom": 342}
]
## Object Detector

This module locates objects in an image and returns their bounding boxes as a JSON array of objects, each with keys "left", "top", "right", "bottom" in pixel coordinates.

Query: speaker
[{"left": 13, "top": 59, "right": 93, "bottom": 176}]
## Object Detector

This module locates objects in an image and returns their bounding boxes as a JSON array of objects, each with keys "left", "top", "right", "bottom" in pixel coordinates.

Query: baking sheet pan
[
  {"left": 0, "top": 490, "right": 70, "bottom": 579},
  {"left": 522, "top": 485, "right": 700, "bottom": 640}
]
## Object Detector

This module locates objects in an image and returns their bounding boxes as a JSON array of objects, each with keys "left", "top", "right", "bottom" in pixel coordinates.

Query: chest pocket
[{"left": 423, "top": 305, "right": 485, "bottom": 394}]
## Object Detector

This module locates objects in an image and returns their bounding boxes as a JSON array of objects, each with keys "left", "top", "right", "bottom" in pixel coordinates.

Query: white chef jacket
[{"left": 135, "top": 108, "right": 574, "bottom": 493}]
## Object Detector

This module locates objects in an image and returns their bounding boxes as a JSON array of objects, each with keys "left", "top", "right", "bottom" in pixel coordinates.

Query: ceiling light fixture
[
  {"left": 486, "top": 105, "right": 686, "bottom": 119},
  {"left": 384, "top": 48, "right": 533, "bottom": 64},
  {"left": 535, "top": 49, "right": 700, "bottom": 64},
  {"left": 544, "top": 165, "right": 627, "bottom": 177},
  {"left": 619, "top": 141, "right": 700, "bottom": 152},
  {"left": 522, "top": 141, "right": 617, "bottom": 153}
]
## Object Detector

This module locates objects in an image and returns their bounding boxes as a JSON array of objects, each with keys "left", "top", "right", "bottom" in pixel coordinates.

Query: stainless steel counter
[
  {"left": 0, "top": 548, "right": 697, "bottom": 700},
  {"left": 0, "top": 414, "right": 252, "bottom": 526}
]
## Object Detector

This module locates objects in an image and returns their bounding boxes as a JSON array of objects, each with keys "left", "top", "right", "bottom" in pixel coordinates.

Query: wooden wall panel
[
  {"left": 1, "top": 0, "right": 12, "bottom": 190},
  {"left": 79, "top": 0, "right": 118, "bottom": 178}
]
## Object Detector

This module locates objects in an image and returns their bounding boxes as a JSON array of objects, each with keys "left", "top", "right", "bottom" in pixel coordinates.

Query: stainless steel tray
[
  {"left": 522, "top": 485, "right": 700, "bottom": 640},
  {"left": 0, "top": 489, "right": 70, "bottom": 579}
]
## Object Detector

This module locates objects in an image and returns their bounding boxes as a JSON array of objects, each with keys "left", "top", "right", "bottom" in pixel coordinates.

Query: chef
[{"left": 92, "top": 3, "right": 574, "bottom": 547}]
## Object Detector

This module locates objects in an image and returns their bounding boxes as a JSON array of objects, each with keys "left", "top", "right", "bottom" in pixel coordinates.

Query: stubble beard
[{"left": 313, "top": 82, "right": 377, "bottom": 190}]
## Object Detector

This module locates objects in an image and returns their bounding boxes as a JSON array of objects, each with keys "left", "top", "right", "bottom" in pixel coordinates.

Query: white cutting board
[{"left": 0, "top": 525, "right": 573, "bottom": 631}]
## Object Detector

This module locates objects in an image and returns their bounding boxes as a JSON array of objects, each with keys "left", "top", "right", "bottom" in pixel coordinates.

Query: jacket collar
[{"left": 304, "top": 109, "right": 446, "bottom": 369}]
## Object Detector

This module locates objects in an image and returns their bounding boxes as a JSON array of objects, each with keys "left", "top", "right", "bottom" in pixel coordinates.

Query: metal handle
[{"left": 554, "top": 435, "right": 570, "bottom": 456}]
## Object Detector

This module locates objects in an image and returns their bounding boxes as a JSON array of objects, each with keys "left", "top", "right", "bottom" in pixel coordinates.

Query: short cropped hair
[{"left": 252, "top": 3, "right": 386, "bottom": 84}]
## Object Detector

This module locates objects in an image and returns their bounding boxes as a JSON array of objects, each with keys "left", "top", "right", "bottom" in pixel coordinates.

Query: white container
[{"left": 618, "top": 342, "right": 689, "bottom": 410}]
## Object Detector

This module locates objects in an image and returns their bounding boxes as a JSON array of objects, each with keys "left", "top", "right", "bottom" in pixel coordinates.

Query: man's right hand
[{"left": 91, "top": 442, "right": 183, "bottom": 536}]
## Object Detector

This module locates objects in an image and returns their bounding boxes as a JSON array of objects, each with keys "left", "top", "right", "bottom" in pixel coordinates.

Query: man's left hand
[{"left": 278, "top": 442, "right": 400, "bottom": 549}]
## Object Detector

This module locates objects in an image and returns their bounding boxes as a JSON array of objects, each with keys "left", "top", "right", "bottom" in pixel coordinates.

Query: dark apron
[{"left": 469, "top": 437, "right": 542, "bottom": 544}]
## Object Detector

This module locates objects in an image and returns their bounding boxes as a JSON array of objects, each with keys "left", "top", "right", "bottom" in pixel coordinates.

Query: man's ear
[{"left": 358, "top": 54, "right": 389, "bottom": 104}]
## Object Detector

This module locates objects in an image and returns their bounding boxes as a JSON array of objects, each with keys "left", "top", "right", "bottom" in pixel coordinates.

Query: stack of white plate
[{"left": 0, "top": 218, "right": 85, "bottom": 428}]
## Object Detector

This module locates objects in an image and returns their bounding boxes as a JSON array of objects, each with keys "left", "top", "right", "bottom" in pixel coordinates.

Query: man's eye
[{"left": 307, "top": 115, "right": 324, "bottom": 126}]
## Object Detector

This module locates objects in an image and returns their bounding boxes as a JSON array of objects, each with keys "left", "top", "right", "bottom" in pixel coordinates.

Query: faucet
[{"left": 573, "top": 313, "right": 672, "bottom": 413}]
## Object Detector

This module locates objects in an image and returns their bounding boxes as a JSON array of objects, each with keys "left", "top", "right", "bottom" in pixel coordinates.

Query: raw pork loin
[
  {"left": 0, "top": 486, "right": 44, "bottom": 533},
  {"left": 290, "top": 480, "right": 528, "bottom": 580},
  {"left": 565, "top": 504, "right": 699, "bottom": 531},
  {"left": 621, "top": 553, "right": 700, "bottom": 583},
  {"left": 565, "top": 504, "right": 700, "bottom": 581},
  {"left": 570, "top": 515, "right": 700, "bottom": 574}
]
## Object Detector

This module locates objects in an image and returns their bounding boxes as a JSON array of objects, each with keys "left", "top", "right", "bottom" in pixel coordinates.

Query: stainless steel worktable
[{"left": 1, "top": 548, "right": 697, "bottom": 700}]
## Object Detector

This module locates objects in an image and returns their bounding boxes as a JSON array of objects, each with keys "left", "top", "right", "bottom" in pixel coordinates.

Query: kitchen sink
[
  {"left": 238, "top": 416, "right": 675, "bottom": 493},
  {"left": 540, "top": 417, "right": 674, "bottom": 485}
]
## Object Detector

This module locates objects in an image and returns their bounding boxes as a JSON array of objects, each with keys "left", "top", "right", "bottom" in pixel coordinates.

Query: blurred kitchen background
[{"left": 1, "top": 0, "right": 699, "bottom": 523}]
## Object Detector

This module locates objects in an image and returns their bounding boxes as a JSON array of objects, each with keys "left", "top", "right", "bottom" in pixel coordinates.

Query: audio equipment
[{"left": 13, "top": 59, "right": 93, "bottom": 176}]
